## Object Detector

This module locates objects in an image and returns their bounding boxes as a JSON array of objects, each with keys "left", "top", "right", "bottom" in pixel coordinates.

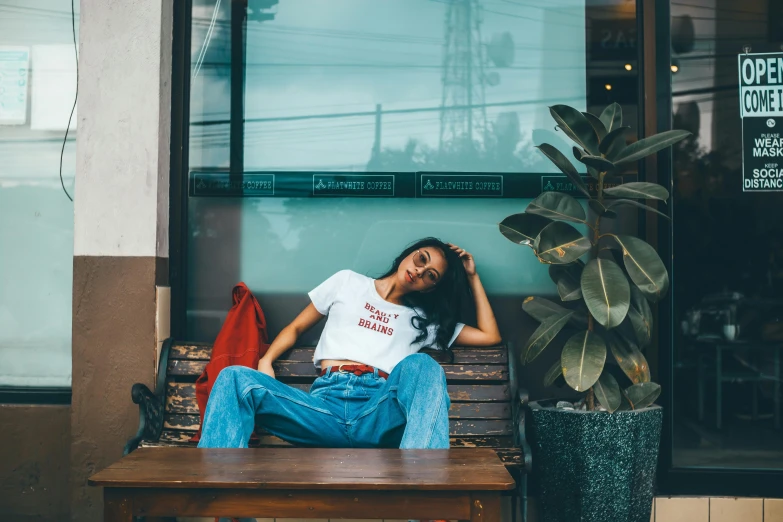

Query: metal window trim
[
  {"left": 647, "top": 0, "right": 783, "bottom": 492},
  {"left": 0, "top": 386, "right": 71, "bottom": 405},
  {"left": 169, "top": 0, "right": 192, "bottom": 339}
]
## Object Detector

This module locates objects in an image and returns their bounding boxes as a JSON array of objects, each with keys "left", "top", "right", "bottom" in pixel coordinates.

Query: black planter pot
[{"left": 527, "top": 400, "right": 662, "bottom": 522}]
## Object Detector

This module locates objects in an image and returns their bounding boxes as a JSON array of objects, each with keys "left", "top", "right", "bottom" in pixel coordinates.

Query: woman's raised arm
[{"left": 449, "top": 244, "right": 502, "bottom": 347}]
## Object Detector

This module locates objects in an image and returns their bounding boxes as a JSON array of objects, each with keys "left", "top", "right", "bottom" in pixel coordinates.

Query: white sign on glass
[
  {"left": 31, "top": 45, "right": 77, "bottom": 131},
  {"left": 0, "top": 46, "right": 30, "bottom": 125}
]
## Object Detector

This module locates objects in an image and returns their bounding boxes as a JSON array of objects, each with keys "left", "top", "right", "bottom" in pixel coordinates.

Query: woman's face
[{"left": 397, "top": 246, "right": 449, "bottom": 292}]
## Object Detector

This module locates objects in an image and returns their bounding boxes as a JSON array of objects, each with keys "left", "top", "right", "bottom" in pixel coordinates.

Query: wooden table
[
  {"left": 695, "top": 339, "right": 781, "bottom": 429},
  {"left": 89, "top": 447, "right": 515, "bottom": 521}
]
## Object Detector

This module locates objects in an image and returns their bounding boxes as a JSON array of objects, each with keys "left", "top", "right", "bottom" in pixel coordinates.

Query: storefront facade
[{"left": 0, "top": 1, "right": 782, "bottom": 521}]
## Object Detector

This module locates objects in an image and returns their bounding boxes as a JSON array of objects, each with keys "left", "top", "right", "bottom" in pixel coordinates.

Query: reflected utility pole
[{"left": 439, "top": 0, "right": 488, "bottom": 155}]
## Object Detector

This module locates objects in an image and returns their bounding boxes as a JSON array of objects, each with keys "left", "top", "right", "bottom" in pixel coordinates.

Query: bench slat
[
  {"left": 164, "top": 385, "right": 509, "bottom": 418},
  {"left": 155, "top": 429, "right": 517, "bottom": 451},
  {"left": 168, "top": 359, "right": 508, "bottom": 381},
  {"left": 165, "top": 382, "right": 510, "bottom": 415},
  {"left": 166, "top": 400, "right": 510, "bottom": 420},
  {"left": 169, "top": 343, "right": 212, "bottom": 360},
  {"left": 448, "top": 402, "right": 510, "bottom": 419},
  {"left": 496, "top": 450, "right": 524, "bottom": 466},
  {"left": 169, "top": 344, "right": 507, "bottom": 365},
  {"left": 158, "top": 429, "right": 199, "bottom": 444},
  {"left": 162, "top": 413, "right": 511, "bottom": 436},
  {"left": 155, "top": 431, "right": 293, "bottom": 446}
]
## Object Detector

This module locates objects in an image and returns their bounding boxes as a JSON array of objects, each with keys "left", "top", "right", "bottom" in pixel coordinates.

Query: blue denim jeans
[{"left": 197, "top": 352, "right": 451, "bottom": 450}]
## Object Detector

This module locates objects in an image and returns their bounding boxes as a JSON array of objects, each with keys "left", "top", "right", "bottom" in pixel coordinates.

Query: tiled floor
[
  {"left": 653, "top": 498, "right": 783, "bottom": 522},
  {"left": 767, "top": 499, "right": 783, "bottom": 521},
  {"left": 176, "top": 497, "right": 783, "bottom": 522},
  {"left": 655, "top": 497, "right": 710, "bottom": 522}
]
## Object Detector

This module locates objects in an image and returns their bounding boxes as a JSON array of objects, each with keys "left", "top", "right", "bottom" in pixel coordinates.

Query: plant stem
[
  {"left": 591, "top": 172, "right": 605, "bottom": 257},
  {"left": 598, "top": 171, "right": 605, "bottom": 202},
  {"left": 584, "top": 171, "right": 605, "bottom": 414},
  {"left": 586, "top": 314, "right": 596, "bottom": 410}
]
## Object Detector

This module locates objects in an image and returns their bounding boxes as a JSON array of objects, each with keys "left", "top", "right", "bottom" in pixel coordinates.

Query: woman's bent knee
[
  {"left": 399, "top": 353, "right": 445, "bottom": 377},
  {"left": 214, "top": 365, "right": 270, "bottom": 388},
  {"left": 216, "top": 365, "right": 248, "bottom": 382}
]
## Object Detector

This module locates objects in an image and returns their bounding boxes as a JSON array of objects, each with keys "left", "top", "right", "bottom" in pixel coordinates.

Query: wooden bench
[{"left": 124, "top": 338, "right": 532, "bottom": 520}]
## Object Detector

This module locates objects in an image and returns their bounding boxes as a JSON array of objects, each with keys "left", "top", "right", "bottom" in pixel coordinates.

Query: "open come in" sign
[{"left": 739, "top": 52, "right": 783, "bottom": 191}]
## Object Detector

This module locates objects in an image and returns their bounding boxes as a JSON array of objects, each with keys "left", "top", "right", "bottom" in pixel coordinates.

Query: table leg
[
  {"left": 468, "top": 493, "right": 501, "bottom": 522},
  {"left": 698, "top": 353, "right": 705, "bottom": 422},
  {"left": 519, "top": 473, "right": 528, "bottom": 522},
  {"left": 716, "top": 345, "right": 722, "bottom": 429},
  {"left": 775, "top": 347, "right": 780, "bottom": 430},
  {"left": 104, "top": 488, "right": 133, "bottom": 522},
  {"left": 753, "top": 381, "right": 759, "bottom": 421}
]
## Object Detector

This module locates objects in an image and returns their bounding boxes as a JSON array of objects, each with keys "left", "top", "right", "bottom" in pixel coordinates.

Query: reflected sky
[
  {"left": 187, "top": 0, "right": 590, "bottom": 305},
  {"left": 190, "top": 0, "right": 588, "bottom": 172}
]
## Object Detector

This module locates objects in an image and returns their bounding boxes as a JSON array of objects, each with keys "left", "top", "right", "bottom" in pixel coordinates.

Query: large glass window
[
  {"left": 671, "top": 0, "right": 783, "bottom": 472},
  {"left": 0, "top": 1, "right": 78, "bottom": 388},
  {"left": 182, "top": 1, "right": 641, "bottom": 351}
]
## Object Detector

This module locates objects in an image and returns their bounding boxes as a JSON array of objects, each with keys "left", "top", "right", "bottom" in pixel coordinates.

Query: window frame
[
  {"left": 168, "top": 0, "right": 783, "bottom": 496},
  {"left": 0, "top": 387, "right": 71, "bottom": 405},
  {"left": 0, "top": 4, "right": 79, "bottom": 398},
  {"left": 647, "top": 0, "right": 783, "bottom": 497},
  {"left": 170, "top": 0, "right": 193, "bottom": 340}
]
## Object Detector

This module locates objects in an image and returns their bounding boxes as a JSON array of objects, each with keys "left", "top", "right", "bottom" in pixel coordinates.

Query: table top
[{"left": 88, "top": 447, "right": 516, "bottom": 491}]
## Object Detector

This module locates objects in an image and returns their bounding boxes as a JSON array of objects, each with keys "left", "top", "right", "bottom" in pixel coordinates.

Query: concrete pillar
[{"left": 71, "top": 0, "right": 172, "bottom": 520}]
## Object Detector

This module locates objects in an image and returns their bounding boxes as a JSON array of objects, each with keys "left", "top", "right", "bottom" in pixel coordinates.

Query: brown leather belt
[{"left": 320, "top": 364, "right": 389, "bottom": 379}]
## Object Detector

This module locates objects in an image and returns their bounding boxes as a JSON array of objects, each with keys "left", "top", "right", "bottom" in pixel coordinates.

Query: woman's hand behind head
[{"left": 447, "top": 243, "right": 477, "bottom": 277}]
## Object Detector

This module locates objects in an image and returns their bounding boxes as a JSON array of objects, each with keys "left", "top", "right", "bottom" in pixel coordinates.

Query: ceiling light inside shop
[
  {"left": 624, "top": 64, "right": 633, "bottom": 71},
  {"left": 671, "top": 64, "right": 679, "bottom": 73},
  {"left": 605, "top": 84, "right": 612, "bottom": 91}
]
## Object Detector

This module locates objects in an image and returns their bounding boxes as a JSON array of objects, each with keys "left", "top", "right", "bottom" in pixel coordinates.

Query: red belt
[{"left": 320, "top": 364, "right": 389, "bottom": 379}]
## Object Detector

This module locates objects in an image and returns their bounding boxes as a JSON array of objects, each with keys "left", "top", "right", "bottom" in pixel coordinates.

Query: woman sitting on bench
[{"left": 198, "top": 237, "right": 501, "bottom": 450}]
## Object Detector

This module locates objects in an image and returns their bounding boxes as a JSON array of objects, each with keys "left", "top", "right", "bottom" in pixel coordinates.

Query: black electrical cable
[{"left": 59, "top": 0, "right": 77, "bottom": 202}]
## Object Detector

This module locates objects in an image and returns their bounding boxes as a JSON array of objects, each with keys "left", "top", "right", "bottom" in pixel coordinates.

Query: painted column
[{"left": 71, "top": 0, "right": 172, "bottom": 520}]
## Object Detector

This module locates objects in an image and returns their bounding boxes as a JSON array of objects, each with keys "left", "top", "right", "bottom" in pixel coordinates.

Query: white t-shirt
[{"left": 308, "top": 270, "right": 465, "bottom": 373}]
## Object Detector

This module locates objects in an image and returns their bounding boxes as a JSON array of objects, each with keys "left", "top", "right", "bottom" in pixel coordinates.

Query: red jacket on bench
[{"left": 192, "top": 282, "right": 270, "bottom": 442}]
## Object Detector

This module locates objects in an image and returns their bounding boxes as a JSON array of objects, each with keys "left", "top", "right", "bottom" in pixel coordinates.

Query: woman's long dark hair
[{"left": 378, "top": 237, "right": 474, "bottom": 351}]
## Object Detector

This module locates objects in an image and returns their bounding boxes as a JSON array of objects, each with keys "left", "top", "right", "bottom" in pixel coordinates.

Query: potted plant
[{"left": 499, "top": 103, "right": 689, "bottom": 522}]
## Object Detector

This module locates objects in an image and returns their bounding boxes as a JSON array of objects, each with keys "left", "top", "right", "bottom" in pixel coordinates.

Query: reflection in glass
[
  {"left": 186, "top": 2, "right": 641, "bottom": 344},
  {"left": 0, "top": 0, "right": 78, "bottom": 387},
  {"left": 671, "top": 0, "right": 783, "bottom": 470}
]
